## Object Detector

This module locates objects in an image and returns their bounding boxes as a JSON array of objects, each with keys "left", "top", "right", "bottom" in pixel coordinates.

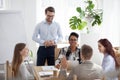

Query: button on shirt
[{"left": 32, "top": 20, "right": 63, "bottom": 46}]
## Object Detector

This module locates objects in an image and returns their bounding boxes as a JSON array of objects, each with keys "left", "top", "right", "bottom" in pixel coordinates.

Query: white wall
[
  {"left": 99, "top": 0, "right": 120, "bottom": 46},
  {"left": 2, "top": 0, "right": 120, "bottom": 65},
  {"left": 4, "top": 0, "right": 37, "bottom": 63},
  {"left": 0, "top": 11, "right": 27, "bottom": 63},
  {"left": 80, "top": 33, "right": 103, "bottom": 65}
]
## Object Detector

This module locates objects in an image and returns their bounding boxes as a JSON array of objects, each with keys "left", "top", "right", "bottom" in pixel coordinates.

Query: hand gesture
[{"left": 60, "top": 56, "right": 68, "bottom": 69}]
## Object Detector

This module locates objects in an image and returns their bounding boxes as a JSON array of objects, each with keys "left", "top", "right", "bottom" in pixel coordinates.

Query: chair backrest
[
  {"left": 5, "top": 60, "right": 14, "bottom": 80},
  {"left": 54, "top": 47, "right": 61, "bottom": 60}
]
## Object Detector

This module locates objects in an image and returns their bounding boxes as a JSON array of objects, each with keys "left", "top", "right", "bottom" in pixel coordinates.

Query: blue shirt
[
  {"left": 102, "top": 53, "right": 118, "bottom": 80},
  {"left": 32, "top": 20, "right": 63, "bottom": 46}
]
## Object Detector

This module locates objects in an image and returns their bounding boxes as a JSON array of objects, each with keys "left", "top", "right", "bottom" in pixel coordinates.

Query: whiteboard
[{"left": 0, "top": 10, "right": 27, "bottom": 64}]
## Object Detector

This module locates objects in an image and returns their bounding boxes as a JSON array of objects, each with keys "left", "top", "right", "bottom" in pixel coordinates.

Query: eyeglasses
[
  {"left": 69, "top": 39, "right": 78, "bottom": 41},
  {"left": 47, "top": 15, "right": 54, "bottom": 18}
]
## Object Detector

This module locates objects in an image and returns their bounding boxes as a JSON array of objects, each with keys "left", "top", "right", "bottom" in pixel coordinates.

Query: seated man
[
  {"left": 59, "top": 44, "right": 103, "bottom": 80},
  {"left": 55, "top": 32, "right": 81, "bottom": 69}
]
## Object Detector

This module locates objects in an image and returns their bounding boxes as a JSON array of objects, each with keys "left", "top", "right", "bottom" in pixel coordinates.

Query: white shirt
[
  {"left": 14, "top": 62, "right": 34, "bottom": 80},
  {"left": 32, "top": 20, "right": 63, "bottom": 46}
]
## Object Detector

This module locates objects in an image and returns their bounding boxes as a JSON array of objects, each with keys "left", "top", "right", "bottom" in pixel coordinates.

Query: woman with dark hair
[
  {"left": 98, "top": 38, "right": 119, "bottom": 80},
  {"left": 12, "top": 43, "right": 34, "bottom": 80},
  {"left": 55, "top": 32, "right": 81, "bottom": 69}
]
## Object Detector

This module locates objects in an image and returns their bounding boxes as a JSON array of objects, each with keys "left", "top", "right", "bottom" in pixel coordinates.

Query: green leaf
[
  {"left": 76, "top": 7, "right": 82, "bottom": 13},
  {"left": 86, "top": 0, "right": 95, "bottom": 12},
  {"left": 69, "top": 0, "right": 102, "bottom": 32},
  {"left": 76, "top": 7, "right": 85, "bottom": 18},
  {"left": 77, "top": 21, "right": 87, "bottom": 30},
  {"left": 69, "top": 15, "right": 87, "bottom": 30},
  {"left": 70, "top": 24, "right": 77, "bottom": 30},
  {"left": 92, "top": 20, "right": 96, "bottom": 26}
]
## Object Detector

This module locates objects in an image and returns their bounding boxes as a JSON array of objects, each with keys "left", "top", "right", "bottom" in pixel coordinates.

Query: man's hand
[
  {"left": 44, "top": 41, "right": 48, "bottom": 47},
  {"left": 44, "top": 40, "right": 55, "bottom": 47},
  {"left": 55, "top": 64, "right": 61, "bottom": 69},
  {"left": 49, "top": 40, "right": 55, "bottom": 46},
  {"left": 60, "top": 56, "right": 68, "bottom": 69}
]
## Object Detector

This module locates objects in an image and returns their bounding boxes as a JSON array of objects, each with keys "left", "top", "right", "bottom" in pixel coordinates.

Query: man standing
[{"left": 32, "top": 6, "right": 63, "bottom": 66}]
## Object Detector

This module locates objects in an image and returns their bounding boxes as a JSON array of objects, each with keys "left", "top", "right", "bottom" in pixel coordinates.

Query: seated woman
[
  {"left": 55, "top": 32, "right": 81, "bottom": 69},
  {"left": 98, "top": 39, "right": 120, "bottom": 80},
  {"left": 12, "top": 43, "right": 34, "bottom": 80}
]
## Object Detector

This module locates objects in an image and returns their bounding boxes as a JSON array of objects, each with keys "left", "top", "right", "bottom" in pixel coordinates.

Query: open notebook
[{"left": 39, "top": 71, "right": 53, "bottom": 77}]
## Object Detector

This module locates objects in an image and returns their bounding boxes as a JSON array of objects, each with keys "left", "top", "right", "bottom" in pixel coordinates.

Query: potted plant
[{"left": 69, "top": 0, "right": 103, "bottom": 33}]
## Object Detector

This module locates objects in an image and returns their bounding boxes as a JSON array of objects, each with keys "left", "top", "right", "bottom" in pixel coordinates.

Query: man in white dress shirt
[{"left": 32, "top": 6, "right": 63, "bottom": 66}]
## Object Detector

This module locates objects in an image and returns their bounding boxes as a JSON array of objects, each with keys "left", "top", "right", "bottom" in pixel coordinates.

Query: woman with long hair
[
  {"left": 12, "top": 43, "right": 34, "bottom": 80},
  {"left": 98, "top": 38, "right": 119, "bottom": 80}
]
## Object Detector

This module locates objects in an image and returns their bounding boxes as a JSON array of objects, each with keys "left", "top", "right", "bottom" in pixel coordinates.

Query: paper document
[
  {"left": 39, "top": 71, "right": 53, "bottom": 77},
  {"left": 41, "top": 66, "right": 58, "bottom": 71}
]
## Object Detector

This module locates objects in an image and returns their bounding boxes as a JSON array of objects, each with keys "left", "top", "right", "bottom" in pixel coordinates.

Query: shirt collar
[
  {"left": 104, "top": 53, "right": 109, "bottom": 57},
  {"left": 43, "top": 19, "right": 54, "bottom": 24},
  {"left": 82, "top": 60, "right": 93, "bottom": 64}
]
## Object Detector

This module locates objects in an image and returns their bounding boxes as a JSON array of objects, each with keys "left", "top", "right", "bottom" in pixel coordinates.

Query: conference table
[
  {"left": 33, "top": 64, "right": 105, "bottom": 80},
  {"left": 33, "top": 66, "right": 60, "bottom": 80}
]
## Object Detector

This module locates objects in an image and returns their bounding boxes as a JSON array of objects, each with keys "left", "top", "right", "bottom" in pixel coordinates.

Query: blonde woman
[{"left": 12, "top": 43, "right": 34, "bottom": 80}]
